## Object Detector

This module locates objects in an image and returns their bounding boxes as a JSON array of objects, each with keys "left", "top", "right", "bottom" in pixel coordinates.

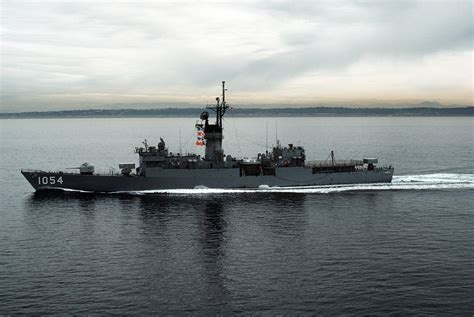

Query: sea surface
[{"left": 0, "top": 117, "right": 473, "bottom": 315}]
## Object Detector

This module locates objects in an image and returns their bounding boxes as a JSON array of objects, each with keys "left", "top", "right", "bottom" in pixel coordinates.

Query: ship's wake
[{"left": 124, "top": 173, "right": 474, "bottom": 195}]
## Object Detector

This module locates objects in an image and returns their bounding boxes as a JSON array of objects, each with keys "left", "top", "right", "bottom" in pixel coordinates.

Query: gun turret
[
  {"left": 119, "top": 163, "right": 135, "bottom": 176},
  {"left": 66, "top": 162, "right": 95, "bottom": 175}
]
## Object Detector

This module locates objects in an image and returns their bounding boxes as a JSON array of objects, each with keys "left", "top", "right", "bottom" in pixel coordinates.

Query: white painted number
[{"left": 38, "top": 176, "right": 64, "bottom": 185}]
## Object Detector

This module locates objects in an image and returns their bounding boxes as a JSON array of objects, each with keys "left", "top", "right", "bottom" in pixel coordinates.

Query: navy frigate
[{"left": 21, "top": 82, "right": 394, "bottom": 192}]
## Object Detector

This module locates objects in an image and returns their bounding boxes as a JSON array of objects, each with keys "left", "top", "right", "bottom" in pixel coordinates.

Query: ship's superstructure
[{"left": 21, "top": 82, "right": 394, "bottom": 192}]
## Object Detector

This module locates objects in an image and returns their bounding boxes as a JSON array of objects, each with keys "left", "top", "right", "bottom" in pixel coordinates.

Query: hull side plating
[{"left": 22, "top": 167, "right": 394, "bottom": 192}]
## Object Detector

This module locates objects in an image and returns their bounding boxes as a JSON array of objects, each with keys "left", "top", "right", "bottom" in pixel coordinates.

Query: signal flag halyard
[{"left": 196, "top": 124, "right": 205, "bottom": 146}]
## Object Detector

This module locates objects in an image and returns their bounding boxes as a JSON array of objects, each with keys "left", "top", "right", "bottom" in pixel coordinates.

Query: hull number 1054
[{"left": 38, "top": 176, "right": 63, "bottom": 185}]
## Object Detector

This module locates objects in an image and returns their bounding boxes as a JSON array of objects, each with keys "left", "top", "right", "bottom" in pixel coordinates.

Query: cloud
[
  {"left": 0, "top": 0, "right": 472, "bottom": 111},
  {"left": 237, "top": 0, "right": 473, "bottom": 87}
]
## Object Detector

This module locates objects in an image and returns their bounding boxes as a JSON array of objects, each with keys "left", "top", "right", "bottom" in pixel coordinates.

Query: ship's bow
[{"left": 21, "top": 170, "right": 41, "bottom": 190}]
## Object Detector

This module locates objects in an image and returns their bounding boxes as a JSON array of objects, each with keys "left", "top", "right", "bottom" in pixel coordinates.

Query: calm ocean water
[{"left": 0, "top": 117, "right": 473, "bottom": 314}]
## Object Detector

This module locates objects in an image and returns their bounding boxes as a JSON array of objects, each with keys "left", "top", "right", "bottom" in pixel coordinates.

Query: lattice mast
[{"left": 207, "top": 81, "right": 229, "bottom": 128}]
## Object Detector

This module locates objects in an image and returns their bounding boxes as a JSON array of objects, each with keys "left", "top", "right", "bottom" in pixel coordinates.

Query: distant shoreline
[{"left": 1, "top": 107, "right": 473, "bottom": 118}]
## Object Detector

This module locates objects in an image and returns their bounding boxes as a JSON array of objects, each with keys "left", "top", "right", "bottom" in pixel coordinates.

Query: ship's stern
[{"left": 383, "top": 166, "right": 395, "bottom": 182}]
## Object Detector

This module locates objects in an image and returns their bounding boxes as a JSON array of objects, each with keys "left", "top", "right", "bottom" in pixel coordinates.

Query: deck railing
[
  {"left": 21, "top": 169, "right": 118, "bottom": 176},
  {"left": 305, "top": 160, "right": 364, "bottom": 168}
]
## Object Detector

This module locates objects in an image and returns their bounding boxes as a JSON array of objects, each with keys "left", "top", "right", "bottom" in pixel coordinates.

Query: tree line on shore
[{"left": 1, "top": 106, "right": 473, "bottom": 118}]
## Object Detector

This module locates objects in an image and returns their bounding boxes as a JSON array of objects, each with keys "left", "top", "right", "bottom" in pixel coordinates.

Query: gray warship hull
[{"left": 21, "top": 167, "right": 394, "bottom": 192}]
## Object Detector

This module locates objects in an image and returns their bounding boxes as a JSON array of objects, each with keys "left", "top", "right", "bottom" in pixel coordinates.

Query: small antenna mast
[
  {"left": 265, "top": 121, "right": 268, "bottom": 151},
  {"left": 222, "top": 80, "right": 226, "bottom": 106},
  {"left": 275, "top": 120, "right": 278, "bottom": 145},
  {"left": 179, "top": 127, "right": 182, "bottom": 155},
  {"left": 220, "top": 81, "right": 227, "bottom": 128}
]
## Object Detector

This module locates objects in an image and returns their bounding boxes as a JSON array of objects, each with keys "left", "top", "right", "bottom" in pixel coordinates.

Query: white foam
[
  {"left": 40, "top": 186, "right": 94, "bottom": 193},
  {"left": 393, "top": 173, "right": 474, "bottom": 184},
  {"left": 193, "top": 185, "right": 209, "bottom": 189}
]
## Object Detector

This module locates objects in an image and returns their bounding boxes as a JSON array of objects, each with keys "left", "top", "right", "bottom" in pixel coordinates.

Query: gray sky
[{"left": 1, "top": 0, "right": 473, "bottom": 111}]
